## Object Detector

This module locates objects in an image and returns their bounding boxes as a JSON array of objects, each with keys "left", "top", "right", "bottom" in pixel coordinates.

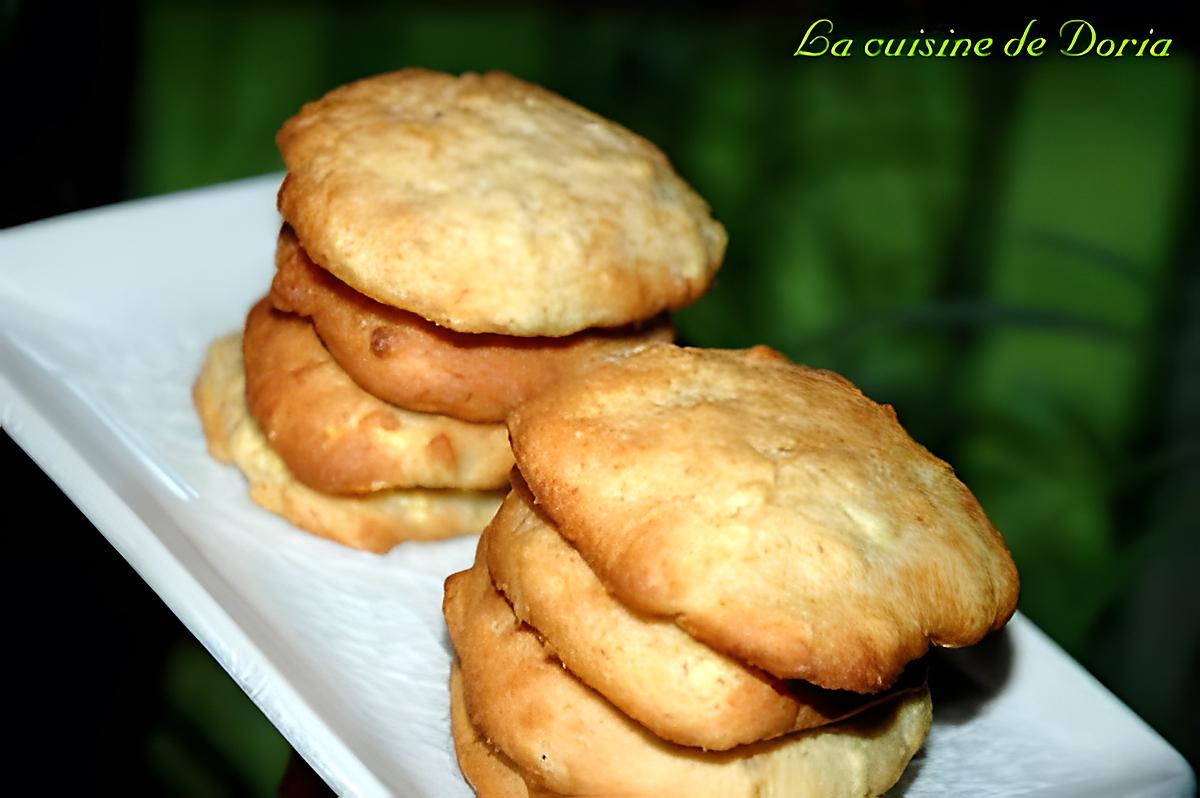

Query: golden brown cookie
[
  {"left": 276, "top": 69, "right": 726, "bottom": 336},
  {"left": 508, "top": 344, "right": 1019, "bottom": 693},
  {"left": 444, "top": 552, "right": 932, "bottom": 797},
  {"left": 194, "top": 332, "right": 503, "bottom": 552},
  {"left": 242, "top": 299, "right": 512, "bottom": 493},
  {"left": 486, "top": 482, "right": 889, "bottom": 750},
  {"left": 450, "top": 664, "right": 530, "bottom": 798},
  {"left": 270, "top": 226, "right": 674, "bottom": 423}
]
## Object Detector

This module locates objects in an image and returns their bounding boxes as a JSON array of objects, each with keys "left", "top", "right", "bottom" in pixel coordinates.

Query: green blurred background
[{"left": 5, "top": 1, "right": 1197, "bottom": 794}]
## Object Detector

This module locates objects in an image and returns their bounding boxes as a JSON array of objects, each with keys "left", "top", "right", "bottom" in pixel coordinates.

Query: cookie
[
  {"left": 508, "top": 344, "right": 1019, "bottom": 692},
  {"left": 194, "top": 333, "right": 503, "bottom": 552},
  {"left": 242, "top": 299, "right": 513, "bottom": 493},
  {"left": 270, "top": 226, "right": 674, "bottom": 423},
  {"left": 444, "top": 552, "right": 932, "bottom": 797},
  {"left": 485, "top": 481, "right": 889, "bottom": 750},
  {"left": 449, "top": 664, "right": 529, "bottom": 798},
  {"left": 276, "top": 69, "right": 726, "bottom": 336}
]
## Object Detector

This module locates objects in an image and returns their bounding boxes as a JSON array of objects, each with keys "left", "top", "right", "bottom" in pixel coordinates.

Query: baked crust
[
  {"left": 270, "top": 225, "right": 673, "bottom": 423},
  {"left": 485, "top": 482, "right": 889, "bottom": 750},
  {"left": 508, "top": 344, "right": 1020, "bottom": 692},
  {"left": 443, "top": 550, "right": 933, "bottom": 797},
  {"left": 194, "top": 332, "right": 503, "bottom": 552},
  {"left": 242, "top": 298, "right": 513, "bottom": 493},
  {"left": 449, "top": 664, "right": 530, "bottom": 798},
  {"left": 276, "top": 69, "right": 726, "bottom": 336}
]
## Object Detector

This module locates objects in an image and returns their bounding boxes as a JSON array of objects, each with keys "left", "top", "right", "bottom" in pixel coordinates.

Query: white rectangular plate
[{"left": 1, "top": 175, "right": 1193, "bottom": 797}]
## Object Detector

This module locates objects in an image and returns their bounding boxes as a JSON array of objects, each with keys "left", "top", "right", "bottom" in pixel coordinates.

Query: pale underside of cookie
[
  {"left": 242, "top": 298, "right": 513, "bottom": 493},
  {"left": 276, "top": 69, "right": 727, "bottom": 336},
  {"left": 443, "top": 550, "right": 932, "bottom": 798},
  {"left": 270, "top": 225, "right": 674, "bottom": 423},
  {"left": 486, "top": 482, "right": 890, "bottom": 751},
  {"left": 508, "top": 344, "right": 1020, "bottom": 693},
  {"left": 450, "top": 664, "right": 531, "bottom": 798},
  {"left": 194, "top": 333, "right": 503, "bottom": 552}
]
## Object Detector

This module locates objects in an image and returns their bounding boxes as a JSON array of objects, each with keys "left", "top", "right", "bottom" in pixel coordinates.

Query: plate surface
[{"left": 1, "top": 175, "right": 1193, "bottom": 797}]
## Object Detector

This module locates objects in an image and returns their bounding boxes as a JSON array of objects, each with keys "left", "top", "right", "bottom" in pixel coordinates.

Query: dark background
[{"left": 4, "top": 2, "right": 1196, "bottom": 794}]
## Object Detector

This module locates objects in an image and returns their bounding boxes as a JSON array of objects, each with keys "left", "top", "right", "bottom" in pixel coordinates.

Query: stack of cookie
[
  {"left": 193, "top": 70, "right": 726, "bottom": 551},
  {"left": 446, "top": 344, "right": 1020, "bottom": 796}
]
